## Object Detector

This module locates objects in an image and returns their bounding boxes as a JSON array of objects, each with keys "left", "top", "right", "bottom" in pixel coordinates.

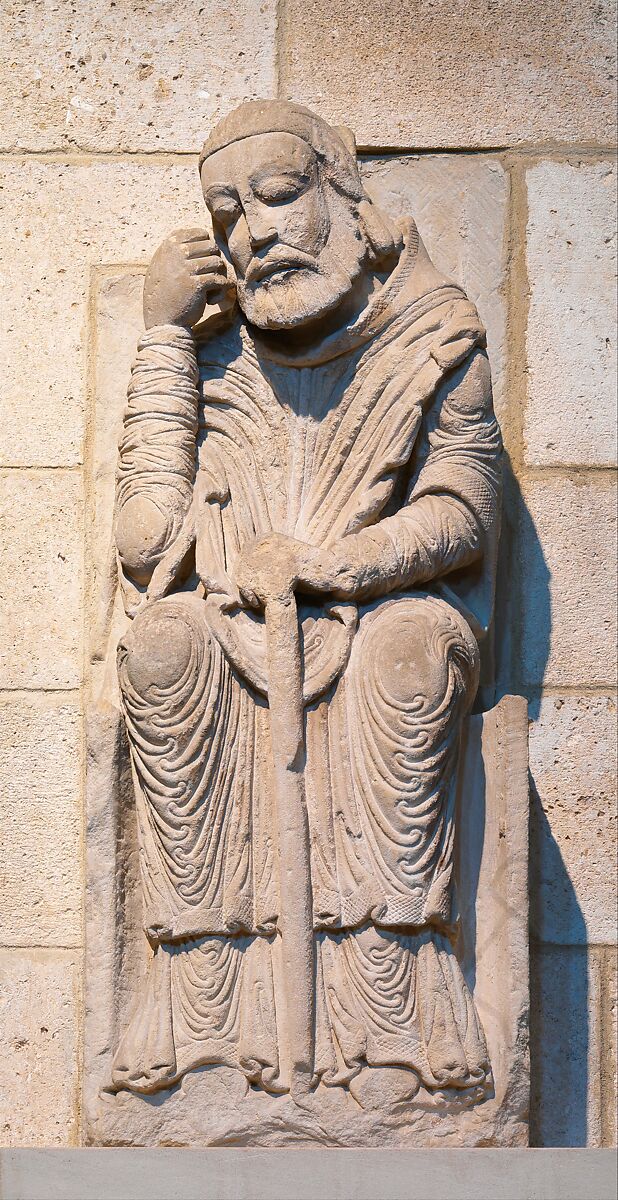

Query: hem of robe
[
  {"left": 110, "top": 927, "right": 492, "bottom": 1104},
  {"left": 143, "top": 883, "right": 453, "bottom": 945}
]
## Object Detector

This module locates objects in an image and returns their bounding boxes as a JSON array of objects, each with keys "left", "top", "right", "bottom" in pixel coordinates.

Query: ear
[
  {"left": 357, "top": 196, "right": 402, "bottom": 265},
  {"left": 335, "top": 125, "right": 357, "bottom": 159}
]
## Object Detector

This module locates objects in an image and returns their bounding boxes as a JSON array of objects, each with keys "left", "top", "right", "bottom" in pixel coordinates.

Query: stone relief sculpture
[{"left": 87, "top": 100, "right": 528, "bottom": 1145}]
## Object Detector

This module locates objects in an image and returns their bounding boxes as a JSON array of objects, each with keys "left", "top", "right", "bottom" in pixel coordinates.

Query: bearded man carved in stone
[{"left": 111, "top": 100, "right": 502, "bottom": 1109}]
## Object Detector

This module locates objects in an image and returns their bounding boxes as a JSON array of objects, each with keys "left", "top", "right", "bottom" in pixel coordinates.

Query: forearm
[
  {"left": 329, "top": 493, "right": 483, "bottom": 602},
  {"left": 115, "top": 324, "right": 199, "bottom": 585},
  {"left": 328, "top": 349, "right": 499, "bottom": 604}
]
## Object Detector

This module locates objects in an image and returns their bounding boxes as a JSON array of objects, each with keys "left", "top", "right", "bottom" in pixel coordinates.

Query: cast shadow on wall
[
  {"left": 497, "top": 455, "right": 589, "bottom": 1147},
  {"left": 529, "top": 790, "right": 589, "bottom": 1146}
]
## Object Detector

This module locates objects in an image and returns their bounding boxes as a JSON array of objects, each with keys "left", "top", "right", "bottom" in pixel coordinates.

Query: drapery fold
[
  {"left": 112, "top": 219, "right": 500, "bottom": 1105},
  {"left": 112, "top": 927, "right": 490, "bottom": 1098}
]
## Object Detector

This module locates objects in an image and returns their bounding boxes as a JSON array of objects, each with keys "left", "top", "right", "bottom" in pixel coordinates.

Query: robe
[{"left": 111, "top": 219, "right": 502, "bottom": 1099}]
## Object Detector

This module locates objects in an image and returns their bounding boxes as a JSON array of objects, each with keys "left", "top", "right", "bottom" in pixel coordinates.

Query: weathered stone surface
[
  {"left": 0, "top": 470, "right": 82, "bottom": 689},
  {"left": 86, "top": 104, "right": 523, "bottom": 1146},
  {"left": 280, "top": 0, "right": 617, "bottom": 148},
  {"left": 0, "top": 0, "right": 276, "bottom": 153},
  {"left": 362, "top": 156, "right": 508, "bottom": 422},
  {"left": 529, "top": 695, "right": 617, "bottom": 946},
  {"left": 86, "top": 699, "right": 529, "bottom": 1147},
  {"left": 525, "top": 162, "right": 617, "bottom": 467},
  {"left": 0, "top": 695, "right": 81, "bottom": 947},
  {"left": 0, "top": 950, "right": 79, "bottom": 1146},
  {"left": 518, "top": 478, "right": 617, "bottom": 689},
  {"left": 602, "top": 953, "right": 617, "bottom": 1147},
  {"left": 0, "top": 160, "right": 204, "bottom": 467},
  {"left": 530, "top": 946, "right": 602, "bottom": 1147},
  {"left": 88, "top": 271, "right": 144, "bottom": 692}
]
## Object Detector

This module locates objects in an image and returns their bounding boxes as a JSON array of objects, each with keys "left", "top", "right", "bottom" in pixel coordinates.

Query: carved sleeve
[
  {"left": 115, "top": 324, "right": 199, "bottom": 588},
  {"left": 331, "top": 349, "right": 502, "bottom": 601}
]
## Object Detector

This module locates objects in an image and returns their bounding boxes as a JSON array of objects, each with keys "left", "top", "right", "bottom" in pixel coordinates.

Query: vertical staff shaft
[{"left": 264, "top": 590, "right": 314, "bottom": 1098}]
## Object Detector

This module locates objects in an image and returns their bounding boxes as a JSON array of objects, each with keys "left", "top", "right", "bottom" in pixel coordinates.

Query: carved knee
[
  {"left": 119, "top": 597, "right": 210, "bottom": 699},
  {"left": 357, "top": 595, "right": 479, "bottom": 712}
]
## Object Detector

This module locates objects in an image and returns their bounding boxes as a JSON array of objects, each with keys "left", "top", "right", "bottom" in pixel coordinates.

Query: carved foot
[
  {"left": 110, "top": 948, "right": 177, "bottom": 1095},
  {"left": 349, "top": 1066, "right": 421, "bottom": 1110}
]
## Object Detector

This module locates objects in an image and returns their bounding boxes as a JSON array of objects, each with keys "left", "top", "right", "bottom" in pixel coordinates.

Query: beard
[{"left": 236, "top": 206, "right": 368, "bottom": 332}]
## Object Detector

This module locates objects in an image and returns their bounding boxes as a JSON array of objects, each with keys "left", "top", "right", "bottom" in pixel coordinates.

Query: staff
[{"left": 263, "top": 584, "right": 315, "bottom": 1100}]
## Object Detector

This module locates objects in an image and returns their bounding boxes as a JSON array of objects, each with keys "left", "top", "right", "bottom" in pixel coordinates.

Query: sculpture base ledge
[{"left": 0, "top": 1148, "right": 616, "bottom": 1200}]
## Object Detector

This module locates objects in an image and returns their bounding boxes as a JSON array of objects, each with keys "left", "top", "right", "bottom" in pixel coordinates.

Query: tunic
[{"left": 111, "top": 219, "right": 502, "bottom": 1097}]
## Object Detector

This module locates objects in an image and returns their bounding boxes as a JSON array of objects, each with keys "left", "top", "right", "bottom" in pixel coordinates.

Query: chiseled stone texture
[
  {"left": 280, "top": 0, "right": 617, "bottom": 148},
  {"left": 0, "top": 0, "right": 276, "bottom": 153},
  {"left": 603, "top": 955, "right": 617, "bottom": 1147},
  {"left": 0, "top": 471, "right": 82, "bottom": 689},
  {"left": 529, "top": 695, "right": 617, "bottom": 946},
  {"left": 361, "top": 156, "right": 508, "bottom": 423},
  {"left": 525, "top": 162, "right": 617, "bottom": 467},
  {"left": 0, "top": 160, "right": 203, "bottom": 468},
  {"left": 0, "top": 950, "right": 79, "bottom": 1146},
  {"left": 0, "top": 695, "right": 81, "bottom": 947},
  {"left": 518, "top": 478, "right": 617, "bottom": 689},
  {"left": 530, "top": 945, "right": 603, "bottom": 1147},
  {"left": 88, "top": 271, "right": 145, "bottom": 668}
]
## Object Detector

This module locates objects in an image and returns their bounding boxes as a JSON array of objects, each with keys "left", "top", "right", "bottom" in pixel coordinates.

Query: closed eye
[{"left": 252, "top": 172, "right": 311, "bottom": 205}]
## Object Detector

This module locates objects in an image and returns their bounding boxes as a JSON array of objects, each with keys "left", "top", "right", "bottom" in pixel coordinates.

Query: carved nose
[
  {"left": 246, "top": 212, "right": 277, "bottom": 252},
  {"left": 249, "top": 226, "right": 276, "bottom": 252}
]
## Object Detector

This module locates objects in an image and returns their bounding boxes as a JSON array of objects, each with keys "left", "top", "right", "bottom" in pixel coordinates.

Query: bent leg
[
  {"left": 344, "top": 591, "right": 480, "bottom": 924},
  {"left": 314, "top": 593, "right": 490, "bottom": 1102},
  {"left": 113, "top": 595, "right": 275, "bottom": 1093},
  {"left": 117, "top": 594, "right": 225, "bottom": 936}
]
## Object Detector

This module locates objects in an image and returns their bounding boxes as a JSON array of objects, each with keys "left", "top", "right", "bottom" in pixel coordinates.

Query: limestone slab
[
  {"left": 85, "top": 231, "right": 526, "bottom": 1145},
  {"left": 0, "top": 0, "right": 276, "bottom": 153},
  {"left": 87, "top": 271, "right": 145, "bottom": 692},
  {"left": 280, "top": 0, "right": 617, "bottom": 148},
  {"left": 0, "top": 160, "right": 204, "bottom": 468},
  {"left": 1, "top": 1149, "right": 617, "bottom": 1200},
  {"left": 0, "top": 470, "right": 83, "bottom": 689},
  {"left": 525, "top": 162, "right": 617, "bottom": 467},
  {"left": 602, "top": 953, "right": 617, "bottom": 1147},
  {"left": 0, "top": 694, "right": 82, "bottom": 947},
  {"left": 362, "top": 156, "right": 508, "bottom": 424},
  {"left": 529, "top": 695, "right": 617, "bottom": 946},
  {"left": 530, "top": 946, "right": 603, "bottom": 1147},
  {"left": 84, "top": 104, "right": 524, "bottom": 1147},
  {"left": 0, "top": 950, "right": 79, "bottom": 1147},
  {"left": 518, "top": 478, "right": 617, "bottom": 689}
]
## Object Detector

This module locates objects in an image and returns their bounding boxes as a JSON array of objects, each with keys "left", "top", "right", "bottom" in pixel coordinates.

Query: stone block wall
[{"left": 0, "top": 0, "right": 615, "bottom": 1148}]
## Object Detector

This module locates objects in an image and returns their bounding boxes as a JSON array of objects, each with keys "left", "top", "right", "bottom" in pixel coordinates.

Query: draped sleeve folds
[{"left": 115, "top": 324, "right": 199, "bottom": 610}]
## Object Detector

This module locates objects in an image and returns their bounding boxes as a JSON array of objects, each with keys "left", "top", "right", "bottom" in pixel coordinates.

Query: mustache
[{"left": 244, "top": 246, "right": 319, "bottom": 285}]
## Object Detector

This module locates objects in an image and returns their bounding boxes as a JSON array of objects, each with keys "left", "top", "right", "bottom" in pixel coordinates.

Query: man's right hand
[{"left": 143, "top": 227, "right": 232, "bottom": 330}]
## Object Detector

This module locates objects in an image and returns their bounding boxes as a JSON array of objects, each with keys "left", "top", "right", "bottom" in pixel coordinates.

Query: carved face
[{"left": 200, "top": 132, "right": 367, "bottom": 330}]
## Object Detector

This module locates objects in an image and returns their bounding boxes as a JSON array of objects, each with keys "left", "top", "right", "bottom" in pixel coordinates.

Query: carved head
[{"left": 199, "top": 100, "right": 398, "bottom": 331}]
